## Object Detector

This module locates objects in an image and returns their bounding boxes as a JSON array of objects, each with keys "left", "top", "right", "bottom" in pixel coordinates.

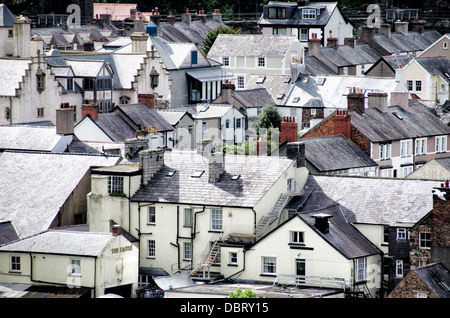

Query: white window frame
[
  {"left": 415, "top": 138, "right": 427, "bottom": 155},
  {"left": 417, "top": 292, "right": 428, "bottom": 298},
  {"left": 400, "top": 139, "right": 412, "bottom": 157},
  {"left": 183, "top": 242, "right": 192, "bottom": 260},
  {"left": 397, "top": 228, "right": 408, "bottom": 240},
  {"left": 184, "top": 208, "right": 192, "bottom": 227},
  {"left": 202, "top": 121, "right": 207, "bottom": 133},
  {"left": 262, "top": 257, "right": 277, "bottom": 274},
  {"left": 108, "top": 176, "right": 124, "bottom": 195},
  {"left": 299, "top": 28, "right": 308, "bottom": 42},
  {"left": 237, "top": 76, "right": 245, "bottom": 89},
  {"left": 419, "top": 231, "right": 431, "bottom": 249},
  {"left": 435, "top": 135, "right": 447, "bottom": 153},
  {"left": 211, "top": 208, "right": 223, "bottom": 231},
  {"left": 229, "top": 252, "right": 238, "bottom": 265},
  {"left": 257, "top": 57, "right": 266, "bottom": 68},
  {"left": 402, "top": 165, "right": 413, "bottom": 177},
  {"left": 302, "top": 8, "right": 317, "bottom": 19},
  {"left": 10, "top": 255, "right": 21, "bottom": 273},
  {"left": 396, "top": 259, "right": 404, "bottom": 278},
  {"left": 148, "top": 206, "right": 156, "bottom": 225},
  {"left": 148, "top": 240, "right": 156, "bottom": 258},
  {"left": 70, "top": 259, "right": 81, "bottom": 276},
  {"left": 355, "top": 257, "right": 367, "bottom": 282},
  {"left": 379, "top": 143, "right": 391, "bottom": 160},
  {"left": 290, "top": 231, "right": 305, "bottom": 244},
  {"left": 222, "top": 56, "right": 229, "bottom": 66}
]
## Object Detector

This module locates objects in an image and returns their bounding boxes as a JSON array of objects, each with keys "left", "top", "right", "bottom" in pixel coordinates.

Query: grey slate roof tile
[{"left": 131, "top": 150, "right": 293, "bottom": 207}]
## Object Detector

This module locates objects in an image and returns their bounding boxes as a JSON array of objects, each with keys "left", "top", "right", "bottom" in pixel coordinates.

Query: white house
[
  {"left": 258, "top": 1, "right": 354, "bottom": 47},
  {"left": 207, "top": 34, "right": 305, "bottom": 89},
  {"left": 0, "top": 229, "right": 139, "bottom": 298}
]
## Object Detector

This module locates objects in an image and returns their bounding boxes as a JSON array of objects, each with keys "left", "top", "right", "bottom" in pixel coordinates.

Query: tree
[
  {"left": 253, "top": 103, "right": 282, "bottom": 136},
  {"left": 229, "top": 288, "right": 257, "bottom": 298},
  {"left": 202, "top": 25, "right": 241, "bottom": 56}
]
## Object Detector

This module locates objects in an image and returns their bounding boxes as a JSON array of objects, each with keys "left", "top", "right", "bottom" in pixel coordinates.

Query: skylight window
[
  {"left": 277, "top": 93, "right": 285, "bottom": 99},
  {"left": 256, "top": 75, "right": 266, "bottom": 84},
  {"left": 292, "top": 97, "right": 300, "bottom": 103},
  {"left": 231, "top": 174, "right": 241, "bottom": 180},
  {"left": 166, "top": 171, "right": 176, "bottom": 177},
  {"left": 284, "top": 77, "right": 291, "bottom": 84},
  {"left": 191, "top": 170, "right": 204, "bottom": 178},
  {"left": 316, "top": 78, "right": 326, "bottom": 85},
  {"left": 200, "top": 106, "right": 209, "bottom": 112},
  {"left": 301, "top": 77, "right": 309, "bottom": 84},
  {"left": 439, "top": 282, "right": 450, "bottom": 292}
]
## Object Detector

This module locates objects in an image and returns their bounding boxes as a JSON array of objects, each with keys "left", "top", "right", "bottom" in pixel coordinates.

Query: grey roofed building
[
  {"left": 229, "top": 88, "right": 275, "bottom": 109},
  {"left": 301, "top": 174, "right": 442, "bottom": 226},
  {"left": 131, "top": 149, "right": 294, "bottom": 207},
  {"left": 207, "top": 34, "right": 301, "bottom": 58},
  {"left": 0, "top": 125, "right": 71, "bottom": 152},
  {"left": 0, "top": 230, "right": 117, "bottom": 256},
  {"left": 116, "top": 103, "right": 174, "bottom": 132},
  {"left": 157, "top": 109, "right": 193, "bottom": 127},
  {"left": 0, "top": 221, "right": 20, "bottom": 245},
  {"left": 412, "top": 56, "right": 450, "bottom": 85},
  {"left": 318, "top": 42, "right": 381, "bottom": 69},
  {"left": 364, "top": 54, "right": 414, "bottom": 77},
  {"left": 297, "top": 204, "right": 381, "bottom": 259},
  {"left": 411, "top": 263, "right": 450, "bottom": 298},
  {"left": 349, "top": 102, "right": 450, "bottom": 143},
  {"left": 304, "top": 56, "right": 337, "bottom": 76},
  {"left": 94, "top": 112, "right": 136, "bottom": 142},
  {"left": 0, "top": 4, "right": 15, "bottom": 27},
  {"left": 0, "top": 151, "right": 121, "bottom": 238},
  {"left": 300, "top": 135, "right": 378, "bottom": 173},
  {"left": 246, "top": 74, "right": 295, "bottom": 105}
]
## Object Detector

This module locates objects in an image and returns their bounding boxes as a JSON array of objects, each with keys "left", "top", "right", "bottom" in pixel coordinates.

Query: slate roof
[
  {"left": 304, "top": 56, "right": 337, "bottom": 76},
  {"left": 246, "top": 74, "right": 295, "bottom": 105},
  {"left": 192, "top": 104, "right": 235, "bottom": 119},
  {"left": 349, "top": 103, "right": 450, "bottom": 143},
  {"left": 0, "top": 4, "right": 15, "bottom": 27},
  {"left": 297, "top": 204, "right": 381, "bottom": 259},
  {"left": 0, "top": 221, "right": 20, "bottom": 244},
  {"left": 207, "top": 34, "right": 299, "bottom": 57},
  {"left": 283, "top": 75, "right": 398, "bottom": 108},
  {"left": 131, "top": 149, "right": 294, "bottom": 207},
  {"left": 258, "top": 2, "right": 341, "bottom": 27},
  {"left": 0, "top": 230, "right": 116, "bottom": 256},
  {"left": 0, "top": 151, "right": 121, "bottom": 238},
  {"left": 301, "top": 135, "right": 378, "bottom": 172},
  {"left": 301, "top": 174, "right": 442, "bottom": 226},
  {"left": 413, "top": 263, "right": 450, "bottom": 298},
  {"left": 412, "top": 56, "right": 450, "bottom": 84},
  {"left": 117, "top": 103, "right": 174, "bottom": 132},
  {"left": 157, "top": 110, "right": 192, "bottom": 126},
  {"left": 435, "top": 157, "right": 450, "bottom": 170},
  {"left": 319, "top": 43, "right": 380, "bottom": 67},
  {"left": 95, "top": 112, "right": 136, "bottom": 142},
  {"left": 231, "top": 88, "right": 275, "bottom": 108},
  {"left": 0, "top": 59, "right": 31, "bottom": 96},
  {"left": 369, "top": 30, "right": 442, "bottom": 55},
  {"left": 0, "top": 125, "right": 65, "bottom": 151}
]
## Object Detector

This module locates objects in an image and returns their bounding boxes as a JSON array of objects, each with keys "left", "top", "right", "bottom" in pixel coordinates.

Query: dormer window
[
  {"left": 302, "top": 8, "right": 317, "bottom": 19},
  {"left": 268, "top": 7, "right": 286, "bottom": 19}
]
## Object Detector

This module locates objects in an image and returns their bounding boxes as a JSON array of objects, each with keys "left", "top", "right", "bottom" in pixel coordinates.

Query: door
[{"left": 296, "top": 259, "right": 305, "bottom": 284}]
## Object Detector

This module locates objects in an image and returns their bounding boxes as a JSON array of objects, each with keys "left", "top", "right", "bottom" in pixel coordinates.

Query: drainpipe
[
  {"left": 9, "top": 97, "right": 12, "bottom": 124},
  {"left": 192, "top": 205, "right": 206, "bottom": 269}
]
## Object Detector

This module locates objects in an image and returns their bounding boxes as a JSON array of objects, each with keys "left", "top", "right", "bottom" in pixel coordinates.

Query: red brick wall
[
  {"left": 301, "top": 113, "right": 335, "bottom": 139},
  {"left": 388, "top": 270, "right": 436, "bottom": 298},
  {"left": 432, "top": 186, "right": 450, "bottom": 247},
  {"left": 81, "top": 104, "right": 99, "bottom": 120},
  {"left": 280, "top": 116, "right": 298, "bottom": 143},
  {"left": 138, "top": 94, "right": 155, "bottom": 108}
]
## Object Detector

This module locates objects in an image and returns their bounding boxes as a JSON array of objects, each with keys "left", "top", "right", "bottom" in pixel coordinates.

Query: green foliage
[
  {"left": 202, "top": 25, "right": 242, "bottom": 56},
  {"left": 229, "top": 288, "right": 257, "bottom": 298},
  {"left": 253, "top": 103, "right": 282, "bottom": 137}
]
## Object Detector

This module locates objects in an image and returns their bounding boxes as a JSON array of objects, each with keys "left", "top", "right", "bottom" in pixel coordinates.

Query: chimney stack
[
  {"left": 347, "top": 87, "right": 365, "bottom": 114},
  {"left": 394, "top": 21, "right": 408, "bottom": 34},
  {"left": 390, "top": 91, "right": 409, "bottom": 108},
  {"left": 167, "top": 12, "right": 175, "bottom": 25},
  {"left": 367, "top": 92, "right": 388, "bottom": 112},
  {"left": 212, "top": 9, "right": 222, "bottom": 23},
  {"left": 130, "top": 31, "right": 148, "bottom": 54},
  {"left": 56, "top": 103, "right": 74, "bottom": 135},
  {"left": 198, "top": 10, "right": 207, "bottom": 22},
  {"left": 14, "top": 15, "right": 31, "bottom": 58},
  {"left": 112, "top": 224, "right": 122, "bottom": 236},
  {"left": 81, "top": 102, "right": 99, "bottom": 120},
  {"left": 308, "top": 33, "right": 321, "bottom": 57},
  {"left": 139, "top": 149, "right": 165, "bottom": 185},
  {"left": 327, "top": 30, "right": 338, "bottom": 49},
  {"left": 359, "top": 26, "right": 374, "bottom": 44},
  {"left": 182, "top": 8, "right": 191, "bottom": 25},
  {"left": 281, "top": 116, "right": 298, "bottom": 144},
  {"left": 333, "top": 110, "right": 351, "bottom": 139},
  {"left": 286, "top": 142, "right": 306, "bottom": 168},
  {"left": 379, "top": 23, "right": 392, "bottom": 38},
  {"left": 344, "top": 37, "right": 355, "bottom": 48},
  {"left": 208, "top": 147, "right": 225, "bottom": 183},
  {"left": 150, "top": 7, "right": 161, "bottom": 26},
  {"left": 311, "top": 213, "right": 332, "bottom": 234}
]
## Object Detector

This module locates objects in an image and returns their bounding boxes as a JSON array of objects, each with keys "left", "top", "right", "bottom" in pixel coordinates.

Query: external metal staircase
[
  {"left": 254, "top": 193, "right": 293, "bottom": 238},
  {"left": 190, "top": 232, "right": 223, "bottom": 279}
]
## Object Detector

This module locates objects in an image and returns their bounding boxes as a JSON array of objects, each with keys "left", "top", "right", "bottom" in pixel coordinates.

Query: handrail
[{"left": 274, "top": 274, "right": 350, "bottom": 290}]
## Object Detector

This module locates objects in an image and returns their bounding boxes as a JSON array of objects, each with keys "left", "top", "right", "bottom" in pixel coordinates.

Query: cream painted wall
[{"left": 352, "top": 223, "right": 388, "bottom": 254}]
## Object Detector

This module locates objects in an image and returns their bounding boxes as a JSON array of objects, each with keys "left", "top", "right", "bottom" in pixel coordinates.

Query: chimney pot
[{"left": 112, "top": 224, "right": 122, "bottom": 236}]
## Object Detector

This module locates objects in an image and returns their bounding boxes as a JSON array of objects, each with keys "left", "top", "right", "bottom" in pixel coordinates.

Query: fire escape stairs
[
  {"left": 255, "top": 192, "right": 294, "bottom": 239},
  {"left": 190, "top": 233, "right": 223, "bottom": 278}
]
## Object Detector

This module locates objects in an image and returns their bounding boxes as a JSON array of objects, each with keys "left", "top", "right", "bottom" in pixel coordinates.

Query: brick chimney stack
[
  {"left": 327, "top": 30, "right": 338, "bottom": 49},
  {"left": 347, "top": 87, "right": 365, "bottom": 114},
  {"left": 333, "top": 110, "right": 351, "bottom": 139},
  {"left": 81, "top": 102, "right": 99, "bottom": 120},
  {"left": 431, "top": 182, "right": 450, "bottom": 269},
  {"left": 281, "top": 116, "right": 298, "bottom": 144}
]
